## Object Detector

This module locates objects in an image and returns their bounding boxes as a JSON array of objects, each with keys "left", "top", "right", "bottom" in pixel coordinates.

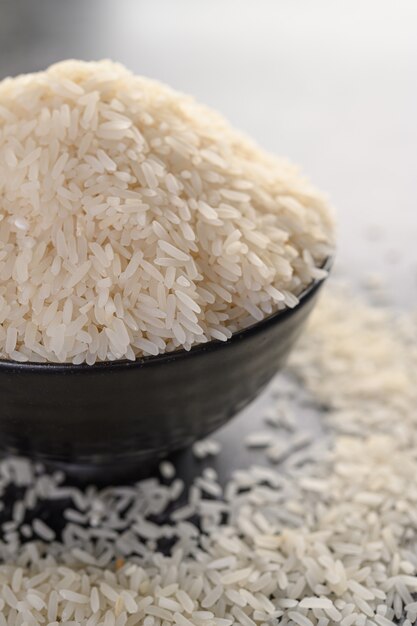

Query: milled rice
[
  {"left": 0, "top": 286, "right": 414, "bottom": 622},
  {"left": 0, "top": 59, "right": 333, "bottom": 363}
]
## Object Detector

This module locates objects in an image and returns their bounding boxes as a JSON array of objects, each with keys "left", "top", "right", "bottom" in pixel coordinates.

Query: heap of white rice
[
  {"left": 0, "top": 60, "right": 333, "bottom": 363},
  {"left": 0, "top": 287, "right": 416, "bottom": 624}
]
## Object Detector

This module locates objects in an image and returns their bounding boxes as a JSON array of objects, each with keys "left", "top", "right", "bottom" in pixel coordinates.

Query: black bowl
[{"left": 0, "top": 259, "right": 331, "bottom": 481}]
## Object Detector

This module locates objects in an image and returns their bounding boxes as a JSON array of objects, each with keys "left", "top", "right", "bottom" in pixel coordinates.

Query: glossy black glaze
[{"left": 0, "top": 260, "right": 331, "bottom": 480}]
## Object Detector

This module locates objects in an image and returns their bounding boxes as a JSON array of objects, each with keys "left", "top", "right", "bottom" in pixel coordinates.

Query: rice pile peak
[{"left": 0, "top": 59, "right": 333, "bottom": 363}]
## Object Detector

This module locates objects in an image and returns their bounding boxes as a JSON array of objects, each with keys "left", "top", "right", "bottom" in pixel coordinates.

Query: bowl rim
[{"left": 0, "top": 256, "right": 333, "bottom": 373}]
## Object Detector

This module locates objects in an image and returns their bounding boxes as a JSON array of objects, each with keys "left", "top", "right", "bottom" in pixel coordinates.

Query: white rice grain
[{"left": 0, "top": 60, "right": 333, "bottom": 363}]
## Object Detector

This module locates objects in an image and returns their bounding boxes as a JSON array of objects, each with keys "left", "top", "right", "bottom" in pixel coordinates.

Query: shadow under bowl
[{"left": 0, "top": 258, "right": 331, "bottom": 482}]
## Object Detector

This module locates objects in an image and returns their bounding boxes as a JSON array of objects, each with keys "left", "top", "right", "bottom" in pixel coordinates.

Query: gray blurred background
[{"left": 0, "top": 0, "right": 416, "bottom": 305}]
